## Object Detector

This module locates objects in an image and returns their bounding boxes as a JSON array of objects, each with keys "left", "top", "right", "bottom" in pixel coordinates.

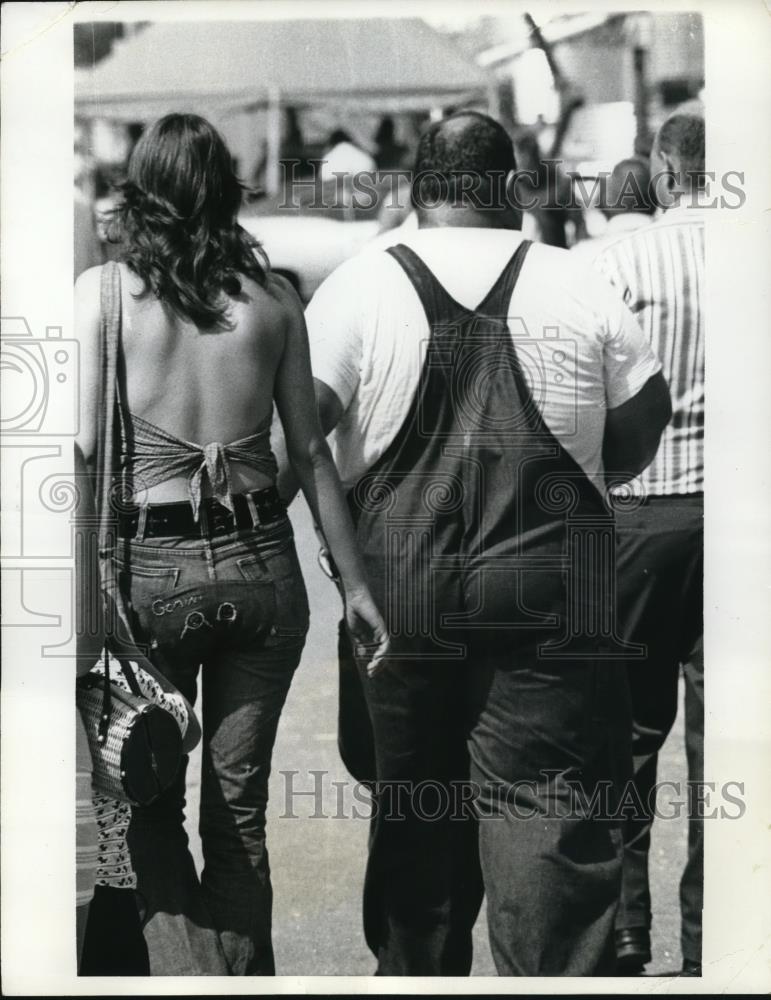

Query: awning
[{"left": 75, "top": 18, "right": 491, "bottom": 120}]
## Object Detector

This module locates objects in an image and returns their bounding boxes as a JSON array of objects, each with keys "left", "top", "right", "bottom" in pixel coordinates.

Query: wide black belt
[{"left": 117, "top": 486, "right": 286, "bottom": 539}]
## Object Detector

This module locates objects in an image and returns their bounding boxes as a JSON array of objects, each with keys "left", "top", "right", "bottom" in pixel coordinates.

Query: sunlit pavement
[{"left": 186, "top": 496, "right": 688, "bottom": 977}]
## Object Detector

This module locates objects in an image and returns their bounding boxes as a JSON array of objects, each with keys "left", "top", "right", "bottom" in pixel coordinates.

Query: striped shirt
[{"left": 594, "top": 202, "right": 705, "bottom": 496}]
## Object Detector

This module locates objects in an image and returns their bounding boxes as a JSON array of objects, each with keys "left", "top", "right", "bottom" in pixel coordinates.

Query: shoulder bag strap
[
  {"left": 96, "top": 261, "right": 122, "bottom": 551},
  {"left": 94, "top": 264, "right": 202, "bottom": 751},
  {"left": 94, "top": 262, "right": 122, "bottom": 720}
]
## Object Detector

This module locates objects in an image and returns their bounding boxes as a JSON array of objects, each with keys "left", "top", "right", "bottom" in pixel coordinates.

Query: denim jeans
[
  {"left": 468, "top": 647, "right": 631, "bottom": 976},
  {"left": 354, "top": 641, "right": 630, "bottom": 976},
  {"left": 118, "top": 515, "right": 309, "bottom": 975}
]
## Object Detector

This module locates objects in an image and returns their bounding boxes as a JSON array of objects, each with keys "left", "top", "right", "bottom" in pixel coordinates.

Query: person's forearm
[
  {"left": 291, "top": 441, "right": 369, "bottom": 596},
  {"left": 273, "top": 380, "right": 344, "bottom": 506}
]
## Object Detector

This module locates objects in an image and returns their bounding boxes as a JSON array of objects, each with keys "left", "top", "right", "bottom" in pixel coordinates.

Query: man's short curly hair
[
  {"left": 654, "top": 111, "right": 705, "bottom": 178},
  {"left": 411, "top": 111, "right": 516, "bottom": 211}
]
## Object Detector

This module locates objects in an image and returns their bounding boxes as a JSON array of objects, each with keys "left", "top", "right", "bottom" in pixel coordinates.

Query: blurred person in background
[
  {"left": 283, "top": 110, "right": 671, "bottom": 976},
  {"left": 373, "top": 115, "right": 409, "bottom": 171},
  {"left": 74, "top": 132, "right": 104, "bottom": 278},
  {"left": 571, "top": 157, "right": 656, "bottom": 262},
  {"left": 514, "top": 127, "right": 588, "bottom": 248},
  {"left": 75, "top": 192, "right": 104, "bottom": 279},
  {"left": 250, "top": 107, "right": 310, "bottom": 192},
  {"left": 93, "top": 166, "right": 124, "bottom": 263},
  {"left": 319, "top": 128, "right": 377, "bottom": 216},
  {"left": 76, "top": 112, "right": 387, "bottom": 976},
  {"left": 593, "top": 106, "right": 706, "bottom": 978},
  {"left": 320, "top": 128, "right": 376, "bottom": 183}
]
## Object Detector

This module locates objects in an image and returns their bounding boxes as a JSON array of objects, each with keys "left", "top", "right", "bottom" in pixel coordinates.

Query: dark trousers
[
  {"left": 79, "top": 886, "right": 150, "bottom": 976},
  {"left": 121, "top": 520, "right": 309, "bottom": 975},
  {"left": 349, "top": 638, "right": 631, "bottom": 976},
  {"left": 613, "top": 495, "right": 704, "bottom": 965},
  {"left": 358, "top": 658, "right": 484, "bottom": 976}
]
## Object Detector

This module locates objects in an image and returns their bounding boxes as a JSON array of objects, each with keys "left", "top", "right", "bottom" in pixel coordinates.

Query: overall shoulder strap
[
  {"left": 386, "top": 244, "right": 462, "bottom": 327},
  {"left": 476, "top": 239, "right": 533, "bottom": 315}
]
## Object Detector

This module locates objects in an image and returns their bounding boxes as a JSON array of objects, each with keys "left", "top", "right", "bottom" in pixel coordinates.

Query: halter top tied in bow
[{"left": 120, "top": 409, "right": 278, "bottom": 520}]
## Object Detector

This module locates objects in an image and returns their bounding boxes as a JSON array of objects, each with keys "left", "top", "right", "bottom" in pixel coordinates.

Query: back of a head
[
  {"left": 127, "top": 113, "right": 242, "bottom": 226},
  {"left": 115, "top": 112, "right": 267, "bottom": 327},
  {"left": 412, "top": 111, "right": 516, "bottom": 215},
  {"left": 653, "top": 109, "right": 706, "bottom": 189},
  {"left": 606, "top": 157, "right": 654, "bottom": 216}
]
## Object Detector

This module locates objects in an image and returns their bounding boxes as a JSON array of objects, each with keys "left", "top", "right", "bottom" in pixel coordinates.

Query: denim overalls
[{"left": 345, "top": 239, "right": 632, "bottom": 975}]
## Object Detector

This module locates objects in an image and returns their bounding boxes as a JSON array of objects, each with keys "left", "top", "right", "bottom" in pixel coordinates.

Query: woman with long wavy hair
[{"left": 75, "top": 113, "right": 388, "bottom": 976}]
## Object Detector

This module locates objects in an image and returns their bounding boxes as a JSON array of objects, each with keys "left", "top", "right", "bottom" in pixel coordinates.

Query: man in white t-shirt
[{"left": 287, "top": 112, "right": 671, "bottom": 977}]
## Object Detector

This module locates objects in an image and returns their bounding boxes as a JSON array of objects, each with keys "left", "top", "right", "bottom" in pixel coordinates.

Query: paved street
[{"left": 187, "top": 497, "right": 689, "bottom": 977}]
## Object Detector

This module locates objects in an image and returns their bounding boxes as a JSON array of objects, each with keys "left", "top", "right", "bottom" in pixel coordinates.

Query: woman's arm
[{"left": 271, "top": 275, "right": 389, "bottom": 675}]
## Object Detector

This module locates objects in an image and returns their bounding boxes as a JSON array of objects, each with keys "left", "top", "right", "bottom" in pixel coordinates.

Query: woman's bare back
[{"left": 118, "top": 262, "right": 291, "bottom": 501}]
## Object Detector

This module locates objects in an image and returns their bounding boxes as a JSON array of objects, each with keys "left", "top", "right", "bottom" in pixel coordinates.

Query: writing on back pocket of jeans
[{"left": 151, "top": 592, "right": 204, "bottom": 617}]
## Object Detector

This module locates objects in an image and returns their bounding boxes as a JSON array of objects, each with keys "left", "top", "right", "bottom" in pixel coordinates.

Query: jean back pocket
[{"left": 130, "top": 578, "right": 279, "bottom": 660}]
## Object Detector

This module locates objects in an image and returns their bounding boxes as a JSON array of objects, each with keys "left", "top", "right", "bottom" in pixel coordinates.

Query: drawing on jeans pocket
[{"left": 133, "top": 580, "right": 281, "bottom": 652}]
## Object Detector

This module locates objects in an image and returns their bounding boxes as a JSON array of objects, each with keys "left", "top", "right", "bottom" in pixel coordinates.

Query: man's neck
[{"left": 417, "top": 208, "right": 522, "bottom": 231}]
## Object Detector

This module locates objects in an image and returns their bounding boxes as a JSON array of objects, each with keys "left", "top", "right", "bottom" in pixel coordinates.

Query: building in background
[{"left": 462, "top": 11, "right": 704, "bottom": 173}]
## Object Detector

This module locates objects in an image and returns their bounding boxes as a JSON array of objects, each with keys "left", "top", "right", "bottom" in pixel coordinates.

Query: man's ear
[
  {"left": 650, "top": 148, "right": 678, "bottom": 209},
  {"left": 660, "top": 150, "right": 677, "bottom": 178}
]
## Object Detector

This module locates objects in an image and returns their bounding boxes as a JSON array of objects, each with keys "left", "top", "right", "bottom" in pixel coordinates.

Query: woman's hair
[{"left": 111, "top": 113, "right": 269, "bottom": 327}]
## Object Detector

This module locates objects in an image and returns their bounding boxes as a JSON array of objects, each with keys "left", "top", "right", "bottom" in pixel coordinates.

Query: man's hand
[{"left": 344, "top": 588, "right": 391, "bottom": 678}]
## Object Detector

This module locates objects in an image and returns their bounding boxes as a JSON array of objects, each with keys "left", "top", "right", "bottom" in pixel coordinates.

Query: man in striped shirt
[{"left": 594, "top": 107, "right": 705, "bottom": 977}]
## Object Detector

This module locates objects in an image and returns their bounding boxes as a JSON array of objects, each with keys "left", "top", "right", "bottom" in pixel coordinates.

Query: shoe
[
  {"left": 681, "top": 959, "right": 702, "bottom": 976},
  {"left": 615, "top": 928, "right": 651, "bottom": 974}
]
